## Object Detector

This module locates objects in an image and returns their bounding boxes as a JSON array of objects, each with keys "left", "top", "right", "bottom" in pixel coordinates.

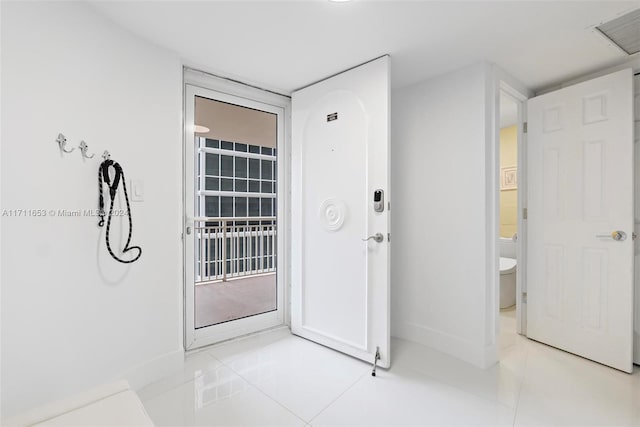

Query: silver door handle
[
  {"left": 596, "top": 231, "right": 627, "bottom": 241},
  {"left": 362, "top": 233, "right": 384, "bottom": 243}
]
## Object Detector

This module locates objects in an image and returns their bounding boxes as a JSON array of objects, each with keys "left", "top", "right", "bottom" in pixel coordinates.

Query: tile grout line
[
  {"left": 209, "top": 334, "right": 373, "bottom": 426},
  {"left": 211, "top": 346, "right": 310, "bottom": 425},
  {"left": 307, "top": 369, "right": 371, "bottom": 426},
  {"left": 510, "top": 343, "right": 531, "bottom": 427}
]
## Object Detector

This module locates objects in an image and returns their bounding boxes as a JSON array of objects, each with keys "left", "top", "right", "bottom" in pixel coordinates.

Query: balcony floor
[{"left": 195, "top": 274, "right": 277, "bottom": 329}]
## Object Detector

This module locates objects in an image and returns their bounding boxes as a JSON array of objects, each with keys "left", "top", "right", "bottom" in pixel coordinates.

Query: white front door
[
  {"left": 527, "top": 69, "right": 634, "bottom": 372},
  {"left": 291, "top": 56, "right": 391, "bottom": 368}
]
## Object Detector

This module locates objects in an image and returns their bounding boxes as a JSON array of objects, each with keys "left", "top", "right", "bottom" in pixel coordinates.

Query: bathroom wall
[
  {"left": 391, "top": 63, "right": 497, "bottom": 368},
  {"left": 1, "top": 1, "right": 183, "bottom": 417},
  {"left": 499, "top": 125, "right": 517, "bottom": 238}
]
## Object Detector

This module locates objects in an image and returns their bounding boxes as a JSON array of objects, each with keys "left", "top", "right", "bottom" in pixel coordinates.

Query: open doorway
[
  {"left": 184, "top": 76, "right": 287, "bottom": 350},
  {"left": 193, "top": 96, "right": 278, "bottom": 328},
  {"left": 498, "top": 91, "right": 520, "bottom": 348}
]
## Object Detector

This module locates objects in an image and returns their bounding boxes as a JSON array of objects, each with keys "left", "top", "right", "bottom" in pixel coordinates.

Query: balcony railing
[{"left": 195, "top": 216, "right": 277, "bottom": 284}]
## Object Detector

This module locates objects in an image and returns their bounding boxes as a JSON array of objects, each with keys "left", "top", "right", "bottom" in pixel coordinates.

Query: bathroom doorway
[{"left": 497, "top": 86, "right": 526, "bottom": 352}]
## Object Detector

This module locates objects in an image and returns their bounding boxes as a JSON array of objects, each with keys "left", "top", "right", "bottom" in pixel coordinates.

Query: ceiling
[
  {"left": 195, "top": 96, "right": 277, "bottom": 147},
  {"left": 91, "top": 1, "right": 640, "bottom": 94}
]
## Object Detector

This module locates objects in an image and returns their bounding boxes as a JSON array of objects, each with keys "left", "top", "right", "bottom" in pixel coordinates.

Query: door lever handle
[
  {"left": 362, "top": 233, "right": 384, "bottom": 243},
  {"left": 595, "top": 230, "right": 627, "bottom": 241}
]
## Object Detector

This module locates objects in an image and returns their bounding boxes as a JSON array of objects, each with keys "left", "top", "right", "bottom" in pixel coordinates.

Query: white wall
[
  {"left": 1, "top": 1, "right": 183, "bottom": 417},
  {"left": 391, "top": 63, "right": 497, "bottom": 368}
]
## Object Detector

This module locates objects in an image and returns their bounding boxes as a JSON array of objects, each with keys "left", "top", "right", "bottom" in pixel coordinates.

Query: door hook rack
[
  {"left": 79, "top": 141, "right": 95, "bottom": 159},
  {"left": 56, "top": 133, "right": 74, "bottom": 154}
]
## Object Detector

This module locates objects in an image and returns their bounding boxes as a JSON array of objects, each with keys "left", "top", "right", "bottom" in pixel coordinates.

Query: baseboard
[
  {"left": 394, "top": 321, "right": 497, "bottom": 369},
  {"left": 121, "top": 349, "right": 184, "bottom": 391}
]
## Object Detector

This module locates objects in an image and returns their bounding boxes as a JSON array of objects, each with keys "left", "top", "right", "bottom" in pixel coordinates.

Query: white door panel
[
  {"left": 527, "top": 69, "right": 634, "bottom": 372},
  {"left": 291, "top": 57, "right": 390, "bottom": 368}
]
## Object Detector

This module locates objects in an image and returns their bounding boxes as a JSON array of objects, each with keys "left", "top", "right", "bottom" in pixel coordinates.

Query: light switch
[{"left": 131, "top": 179, "right": 144, "bottom": 202}]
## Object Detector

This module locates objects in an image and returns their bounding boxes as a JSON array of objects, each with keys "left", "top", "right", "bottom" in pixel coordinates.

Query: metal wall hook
[
  {"left": 102, "top": 150, "right": 111, "bottom": 161},
  {"left": 79, "top": 141, "right": 95, "bottom": 159},
  {"left": 56, "top": 133, "right": 74, "bottom": 153}
]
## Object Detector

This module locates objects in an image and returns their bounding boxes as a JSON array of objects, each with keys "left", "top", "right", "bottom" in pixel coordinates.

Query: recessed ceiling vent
[{"left": 596, "top": 9, "right": 640, "bottom": 55}]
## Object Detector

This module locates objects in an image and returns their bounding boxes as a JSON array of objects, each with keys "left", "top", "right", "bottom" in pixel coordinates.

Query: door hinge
[
  {"left": 523, "top": 208, "right": 528, "bottom": 220},
  {"left": 388, "top": 201, "right": 391, "bottom": 211},
  {"left": 523, "top": 122, "right": 528, "bottom": 134},
  {"left": 522, "top": 292, "right": 527, "bottom": 303},
  {"left": 387, "top": 233, "right": 391, "bottom": 242},
  {"left": 633, "top": 232, "right": 637, "bottom": 241}
]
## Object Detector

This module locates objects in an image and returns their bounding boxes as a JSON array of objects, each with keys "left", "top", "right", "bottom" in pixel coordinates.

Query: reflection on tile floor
[{"left": 140, "top": 312, "right": 640, "bottom": 426}]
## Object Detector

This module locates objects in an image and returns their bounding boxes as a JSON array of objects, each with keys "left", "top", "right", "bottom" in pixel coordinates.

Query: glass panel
[
  {"left": 235, "top": 157, "right": 247, "bottom": 178},
  {"left": 248, "top": 180, "right": 260, "bottom": 193},
  {"left": 235, "top": 197, "right": 247, "bottom": 217},
  {"left": 220, "top": 196, "right": 233, "bottom": 217},
  {"left": 248, "top": 158, "right": 260, "bottom": 179},
  {"left": 205, "top": 153, "right": 219, "bottom": 176},
  {"left": 194, "top": 95, "right": 278, "bottom": 330},
  {"left": 261, "top": 160, "right": 272, "bottom": 180},
  {"left": 221, "top": 178, "right": 233, "bottom": 191},
  {"left": 248, "top": 197, "right": 260, "bottom": 216},
  {"left": 205, "top": 196, "right": 219, "bottom": 217},
  {"left": 205, "top": 177, "right": 219, "bottom": 191},
  {"left": 261, "top": 198, "right": 273, "bottom": 217},
  {"left": 221, "top": 155, "right": 233, "bottom": 177},
  {"left": 235, "top": 179, "right": 247, "bottom": 192}
]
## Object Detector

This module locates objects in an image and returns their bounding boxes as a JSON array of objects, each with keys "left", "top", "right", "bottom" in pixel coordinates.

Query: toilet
[{"left": 500, "top": 257, "right": 517, "bottom": 309}]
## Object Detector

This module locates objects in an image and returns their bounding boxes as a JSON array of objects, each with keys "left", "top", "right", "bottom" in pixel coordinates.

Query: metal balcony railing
[{"left": 195, "top": 217, "right": 276, "bottom": 284}]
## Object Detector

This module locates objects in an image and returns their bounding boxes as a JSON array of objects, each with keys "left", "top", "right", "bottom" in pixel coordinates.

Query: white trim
[{"left": 183, "top": 71, "right": 291, "bottom": 350}]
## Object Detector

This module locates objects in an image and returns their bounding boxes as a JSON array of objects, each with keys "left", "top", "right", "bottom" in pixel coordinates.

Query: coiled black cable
[{"left": 97, "top": 159, "right": 142, "bottom": 263}]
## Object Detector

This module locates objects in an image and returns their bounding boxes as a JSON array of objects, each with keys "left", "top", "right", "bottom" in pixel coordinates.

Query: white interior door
[
  {"left": 291, "top": 56, "right": 390, "bottom": 368},
  {"left": 527, "top": 68, "right": 634, "bottom": 373}
]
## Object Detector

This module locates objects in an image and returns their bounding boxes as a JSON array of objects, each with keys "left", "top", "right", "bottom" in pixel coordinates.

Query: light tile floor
[{"left": 140, "top": 311, "right": 640, "bottom": 426}]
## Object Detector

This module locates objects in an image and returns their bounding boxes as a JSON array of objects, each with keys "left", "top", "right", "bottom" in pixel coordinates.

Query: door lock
[{"left": 373, "top": 189, "right": 384, "bottom": 213}]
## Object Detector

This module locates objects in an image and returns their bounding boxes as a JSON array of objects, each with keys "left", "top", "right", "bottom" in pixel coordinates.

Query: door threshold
[{"left": 185, "top": 324, "right": 291, "bottom": 356}]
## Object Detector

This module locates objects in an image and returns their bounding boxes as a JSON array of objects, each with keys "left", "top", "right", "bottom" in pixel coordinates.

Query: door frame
[
  {"left": 493, "top": 73, "right": 531, "bottom": 343},
  {"left": 500, "top": 83, "right": 528, "bottom": 335},
  {"left": 182, "top": 68, "right": 292, "bottom": 350}
]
